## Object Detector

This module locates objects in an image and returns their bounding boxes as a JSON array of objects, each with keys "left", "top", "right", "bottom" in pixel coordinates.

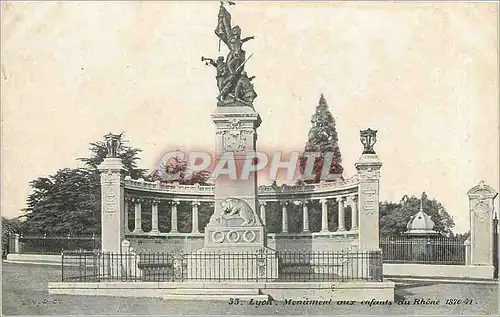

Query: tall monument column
[
  {"left": 202, "top": 1, "right": 268, "bottom": 251},
  {"left": 97, "top": 133, "right": 126, "bottom": 253},
  {"left": 467, "top": 181, "right": 498, "bottom": 270},
  {"left": 189, "top": 2, "right": 277, "bottom": 281},
  {"left": 355, "top": 129, "right": 382, "bottom": 251}
]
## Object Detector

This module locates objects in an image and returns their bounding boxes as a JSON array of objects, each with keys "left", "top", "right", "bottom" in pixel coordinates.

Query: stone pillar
[
  {"left": 302, "top": 200, "right": 310, "bottom": 233},
  {"left": 9, "top": 233, "right": 19, "bottom": 254},
  {"left": 259, "top": 201, "right": 267, "bottom": 225},
  {"left": 355, "top": 129, "right": 382, "bottom": 251},
  {"left": 97, "top": 155, "right": 126, "bottom": 253},
  {"left": 133, "top": 199, "right": 143, "bottom": 233},
  {"left": 338, "top": 197, "right": 346, "bottom": 231},
  {"left": 151, "top": 200, "right": 160, "bottom": 234},
  {"left": 351, "top": 195, "right": 359, "bottom": 231},
  {"left": 124, "top": 198, "right": 130, "bottom": 233},
  {"left": 170, "top": 200, "right": 179, "bottom": 233},
  {"left": 464, "top": 238, "right": 471, "bottom": 265},
  {"left": 281, "top": 201, "right": 289, "bottom": 233},
  {"left": 191, "top": 201, "right": 200, "bottom": 233},
  {"left": 320, "top": 198, "right": 329, "bottom": 233},
  {"left": 467, "top": 181, "right": 498, "bottom": 267}
]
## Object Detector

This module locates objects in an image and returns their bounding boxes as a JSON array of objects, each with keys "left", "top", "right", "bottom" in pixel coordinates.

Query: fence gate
[{"left": 493, "top": 213, "right": 498, "bottom": 279}]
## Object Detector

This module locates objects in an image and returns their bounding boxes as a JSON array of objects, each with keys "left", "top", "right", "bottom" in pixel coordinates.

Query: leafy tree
[
  {"left": 379, "top": 193, "right": 455, "bottom": 237},
  {"left": 148, "top": 156, "right": 212, "bottom": 186},
  {"left": 22, "top": 135, "right": 147, "bottom": 235},
  {"left": 21, "top": 168, "right": 100, "bottom": 235},
  {"left": 78, "top": 138, "right": 147, "bottom": 179},
  {"left": 299, "top": 94, "right": 343, "bottom": 183}
]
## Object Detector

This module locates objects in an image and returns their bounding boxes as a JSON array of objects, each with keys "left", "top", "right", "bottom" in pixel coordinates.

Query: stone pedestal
[
  {"left": 98, "top": 239, "right": 141, "bottom": 280},
  {"left": 97, "top": 157, "right": 126, "bottom": 253},
  {"left": 210, "top": 106, "right": 261, "bottom": 218},
  {"left": 9, "top": 233, "right": 19, "bottom": 254},
  {"left": 467, "top": 181, "right": 498, "bottom": 268},
  {"left": 355, "top": 140, "right": 382, "bottom": 251},
  {"left": 188, "top": 106, "right": 278, "bottom": 281}
]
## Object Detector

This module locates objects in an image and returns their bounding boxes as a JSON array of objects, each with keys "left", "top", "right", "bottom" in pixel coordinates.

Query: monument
[
  {"left": 187, "top": 2, "right": 278, "bottom": 280},
  {"left": 466, "top": 181, "right": 498, "bottom": 273}
]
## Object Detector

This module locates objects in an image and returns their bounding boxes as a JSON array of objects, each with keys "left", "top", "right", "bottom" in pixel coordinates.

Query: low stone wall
[
  {"left": 48, "top": 281, "right": 395, "bottom": 301},
  {"left": 128, "top": 234, "right": 357, "bottom": 253},
  {"left": 130, "top": 235, "right": 204, "bottom": 253},
  {"left": 6, "top": 254, "right": 61, "bottom": 265},
  {"left": 383, "top": 263, "right": 495, "bottom": 280}
]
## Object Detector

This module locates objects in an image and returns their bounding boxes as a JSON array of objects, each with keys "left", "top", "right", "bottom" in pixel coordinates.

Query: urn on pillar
[
  {"left": 97, "top": 133, "right": 127, "bottom": 253},
  {"left": 355, "top": 129, "right": 382, "bottom": 251}
]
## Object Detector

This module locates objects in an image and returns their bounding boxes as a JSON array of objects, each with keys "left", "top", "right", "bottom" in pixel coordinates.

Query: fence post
[
  {"left": 61, "top": 251, "right": 64, "bottom": 282},
  {"left": 9, "top": 233, "right": 20, "bottom": 254},
  {"left": 464, "top": 237, "right": 471, "bottom": 265}
]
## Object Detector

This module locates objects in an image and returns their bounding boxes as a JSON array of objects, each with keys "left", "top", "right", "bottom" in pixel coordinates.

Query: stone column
[
  {"left": 170, "top": 200, "right": 180, "bottom": 233},
  {"left": 302, "top": 200, "right": 310, "bottom": 233},
  {"left": 97, "top": 154, "right": 126, "bottom": 253},
  {"left": 133, "top": 199, "right": 143, "bottom": 233},
  {"left": 191, "top": 201, "right": 200, "bottom": 233},
  {"left": 151, "top": 200, "right": 160, "bottom": 234},
  {"left": 259, "top": 201, "right": 267, "bottom": 225},
  {"left": 338, "top": 197, "right": 346, "bottom": 231},
  {"left": 467, "top": 181, "right": 498, "bottom": 267},
  {"left": 320, "top": 198, "right": 329, "bottom": 233},
  {"left": 350, "top": 195, "right": 359, "bottom": 230},
  {"left": 281, "top": 201, "right": 289, "bottom": 233},
  {"left": 355, "top": 128, "right": 383, "bottom": 251},
  {"left": 124, "top": 198, "right": 130, "bottom": 233}
]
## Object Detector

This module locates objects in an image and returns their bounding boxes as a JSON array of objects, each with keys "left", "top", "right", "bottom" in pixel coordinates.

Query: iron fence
[
  {"left": 19, "top": 235, "right": 101, "bottom": 255},
  {"left": 380, "top": 235, "right": 466, "bottom": 265},
  {"left": 61, "top": 250, "right": 383, "bottom": 283}
]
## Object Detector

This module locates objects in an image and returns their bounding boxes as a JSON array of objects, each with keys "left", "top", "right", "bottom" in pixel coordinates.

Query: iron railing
[
  {"left": 61, "top": 250, "right": 383, "bottom": 283},
  {"left": 380, "top": 235, "right": 466, "bottom": 265},
  {"left": 19, "top": 235, "right": 101, "bottom": 255}
]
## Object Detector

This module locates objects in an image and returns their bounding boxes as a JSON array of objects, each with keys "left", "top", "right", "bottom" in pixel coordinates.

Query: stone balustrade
[
  {"left": 123, "top": 175, "right": 359, "bottom": 196},
  {"left": 123, "top": 194, "right": 360, "bottom": 236}
]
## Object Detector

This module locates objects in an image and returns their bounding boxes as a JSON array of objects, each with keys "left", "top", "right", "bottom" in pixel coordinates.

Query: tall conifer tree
[{"left": 299, "top": 94, "right": 343, "bottom": 183}]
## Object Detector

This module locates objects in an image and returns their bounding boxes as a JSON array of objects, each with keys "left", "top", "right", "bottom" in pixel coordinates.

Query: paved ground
[{"left": 2, "top": 261, "right": 498, "bottom": 315}]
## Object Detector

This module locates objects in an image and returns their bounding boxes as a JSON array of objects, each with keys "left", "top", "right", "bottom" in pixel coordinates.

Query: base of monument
[
  {"left": 48, "top": 281, "right": 395, "bottom": 302},
  {"left": 186, "top": 247, "right": 279, "bottom": 281}
]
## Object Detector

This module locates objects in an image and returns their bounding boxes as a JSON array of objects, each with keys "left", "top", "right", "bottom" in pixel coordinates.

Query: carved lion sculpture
[{"left": 219, "top": 198, "right": 255, "bottom": 226}]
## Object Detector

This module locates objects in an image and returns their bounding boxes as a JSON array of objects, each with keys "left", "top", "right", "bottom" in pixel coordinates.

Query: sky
[{"left": 1, "top": 1, "right": 498, "bottom": 233}]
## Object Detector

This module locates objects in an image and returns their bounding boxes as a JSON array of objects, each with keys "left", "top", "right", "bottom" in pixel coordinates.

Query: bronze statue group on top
[{"left": 202, "top": 1, "right": 257, "bottom": 108}]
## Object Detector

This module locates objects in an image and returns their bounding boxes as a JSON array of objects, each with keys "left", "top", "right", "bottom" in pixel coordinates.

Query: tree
[
  {"left": 148, "top": 156, "right": 212, "bottom": 186},
  {"left": 22, "top": 135, "right": 146, "bottom": 235},
  {"left": 379, "top": 193, "right": 456, "bottom": 237},
  {"left": 78, "top": 138, "right": 147, "bottom": 179},
  {"left": 299, "top": 94, "right": 343, "bottom": 183},
  {"left": 21, "top": 168, "right": 100, "bottom": 235}
]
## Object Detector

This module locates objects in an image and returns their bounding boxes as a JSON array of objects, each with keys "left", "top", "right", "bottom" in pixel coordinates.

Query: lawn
[{"left": 2, "top": 261, "right": 498, "bottom": 315}]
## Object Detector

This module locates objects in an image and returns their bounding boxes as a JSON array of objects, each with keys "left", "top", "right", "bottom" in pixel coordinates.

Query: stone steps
[
  {"left": 162, "top": 293, "right": 269, "bottom": 301},
  {"left": 162, "top": 288, "right": 268, "bottom": 301},
  {"left": 172, "top": 288, "right": 261, "bottom": 295}
]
